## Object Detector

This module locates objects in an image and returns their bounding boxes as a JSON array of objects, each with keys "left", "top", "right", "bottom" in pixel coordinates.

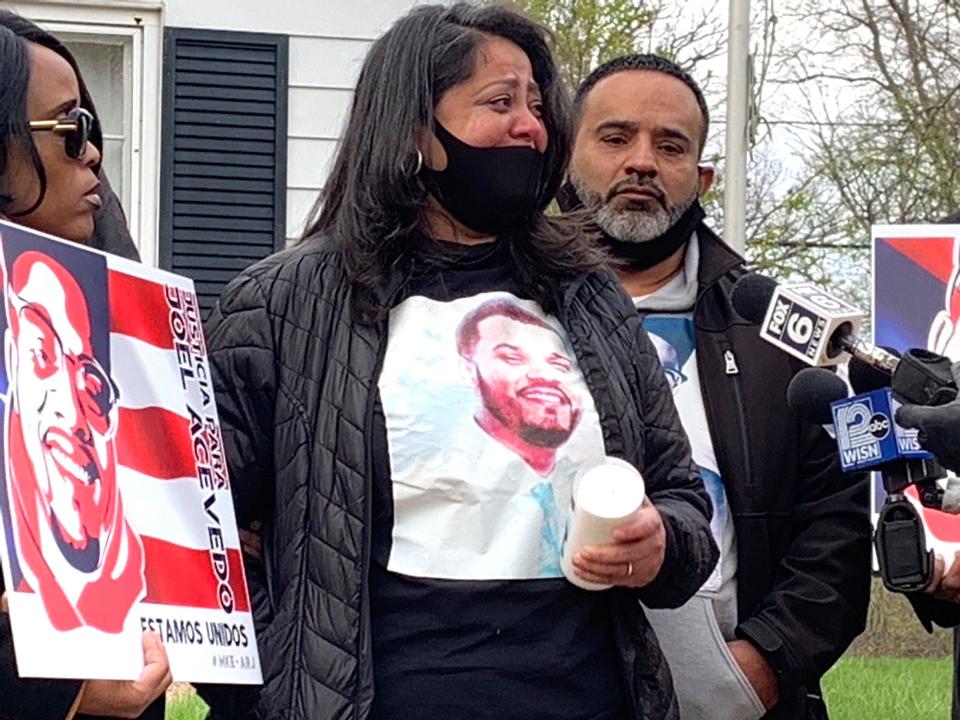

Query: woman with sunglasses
[
  {"left": 0, "top": 8, "right": 139, "bottom": 261},
  {"left": 0, "top": 20, "right": 171, "bottom": 720}
]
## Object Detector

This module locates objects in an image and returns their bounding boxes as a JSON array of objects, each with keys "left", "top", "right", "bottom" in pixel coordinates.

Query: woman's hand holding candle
[{"left": 570, "top": 498, "right": 666, "bottom": 588}]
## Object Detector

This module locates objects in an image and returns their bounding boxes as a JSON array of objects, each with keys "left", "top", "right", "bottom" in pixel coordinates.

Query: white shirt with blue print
[{"left": 634, "top": 234, "right": 766, "bottom": 720}]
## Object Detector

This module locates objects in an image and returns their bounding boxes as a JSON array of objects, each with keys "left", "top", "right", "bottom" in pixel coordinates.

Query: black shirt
[{"left": 369, "top": 237, "right": 626, "bottom": 719}]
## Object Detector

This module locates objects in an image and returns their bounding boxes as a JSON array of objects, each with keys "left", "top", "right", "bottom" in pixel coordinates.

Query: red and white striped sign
[{"left": 0, "top": 220, "right": 260, "bottom": 683}]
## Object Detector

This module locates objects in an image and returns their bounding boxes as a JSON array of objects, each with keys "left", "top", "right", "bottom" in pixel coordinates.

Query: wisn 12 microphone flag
[
  {"left": 0, "top": 220, "right": 261, "bottom": 684},
  {"left": 831, "top": 388, "right": 931, "bottom": 472}
]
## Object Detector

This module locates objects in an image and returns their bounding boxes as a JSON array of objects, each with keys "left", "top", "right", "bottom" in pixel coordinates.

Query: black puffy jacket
[{"left": 201, "top": 235, "right": 719, "bottom": 720}]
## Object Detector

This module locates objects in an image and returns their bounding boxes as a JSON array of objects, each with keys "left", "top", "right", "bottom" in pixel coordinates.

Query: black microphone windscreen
[
  {"left": 731, "top": 273, "right": 778, "bottom": 324},
  {"left": 787, "top": 367, "right": 849, "bottom": 425},
  {"left": 849, "top": 347, "right": 902, "bottom": 394}
]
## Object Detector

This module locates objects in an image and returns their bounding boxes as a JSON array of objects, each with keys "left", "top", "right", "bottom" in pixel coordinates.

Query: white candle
[{"left": 561, "top": 457, "right": 646, "bottom": 591}]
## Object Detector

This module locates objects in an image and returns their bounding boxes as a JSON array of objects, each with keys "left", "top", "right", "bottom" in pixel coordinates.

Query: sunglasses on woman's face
[{"left": 28, "top": 107, "right": 94, "bottom": 161}]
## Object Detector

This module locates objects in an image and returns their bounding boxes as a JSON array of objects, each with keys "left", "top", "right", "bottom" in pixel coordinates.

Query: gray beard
[{"left": 572, "top": 177, "right": 698, "bottom": 244}]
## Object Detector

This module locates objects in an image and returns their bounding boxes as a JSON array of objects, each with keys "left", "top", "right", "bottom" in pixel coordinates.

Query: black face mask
[
  {"left": 422, "top": 122, "right": 543, "bottom": 236},
  {"left": 599, "top": 200, "right": 706, "bottom": 271},
  {"left": 558, "top": 181, "right": 705, "bottom": 271}
]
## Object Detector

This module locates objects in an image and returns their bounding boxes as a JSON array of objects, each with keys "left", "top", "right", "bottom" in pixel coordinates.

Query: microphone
[
  {"left": 894, "top": 355, "right": 960, "bottom": 476},
  {"left": 729, "top": 273, "right": 777, "bottom": 324},
  {"left": 785, "top": 361, "right": 936, "bottom": 591},
  {"left": 897, "top": 398, "right": 960, "bottom": 479},
  {"left": 846, "top": 349, "right": 933, "bottom": 460},
  {"left": 786, "top": 358, "right": 953, "bottom": 591},
  {"left": 832, "top": 357, "right": 933, "bottom": 473},
  {"left": 850, "top": 357, "right": 960, "bottom": 515},
  {"left": 786, "top": 367, "right": 848, "bottom": 438},
  {"left": 848, "top": 358, "right": 952, "bottom": 592},
  {"left": 891, "top": 349, "right": 958, "bottom": 407},
  {"left": 731, "top": 274, "right": 957, "bottom": 405},
  {"left": 849, "top": 348, "right": 900, "bottom": 394},
  {"left": 731, "top": 274, "right": 899, "bottom": 372},
  {"left": 787, "top": 360, "right": 936, "bottom": 592},
  {"left": 784, "top": 363, "right": 924, "bottom": 471}
]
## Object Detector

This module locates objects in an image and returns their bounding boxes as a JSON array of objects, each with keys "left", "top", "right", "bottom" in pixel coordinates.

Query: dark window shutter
[{"left": 159, "top": 28, "right": 288, "bottom": 316}]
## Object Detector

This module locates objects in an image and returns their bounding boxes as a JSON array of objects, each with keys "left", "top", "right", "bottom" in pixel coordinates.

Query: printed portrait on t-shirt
[
  {"left": 455, "top": 298, "right": 585, "bottom": 475},
  {"left": 645, "top": 315, "right": 729, "bottom": 593},
  {"left": 378, "top": 292, "right": 606, "bottom": 581}
]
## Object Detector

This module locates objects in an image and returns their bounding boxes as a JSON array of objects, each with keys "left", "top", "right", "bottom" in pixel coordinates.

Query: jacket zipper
[
  {"left": 723, "top": 349, "right": 739, "bottom": 375},
  {"left": 719, "top": 342, "right": 754, "bottom": 490}
]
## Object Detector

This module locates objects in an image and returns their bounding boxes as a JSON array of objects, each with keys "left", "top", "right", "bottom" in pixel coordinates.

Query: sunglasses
[{"left": 28, "top": 107, "right": 94, "bottom": 161}]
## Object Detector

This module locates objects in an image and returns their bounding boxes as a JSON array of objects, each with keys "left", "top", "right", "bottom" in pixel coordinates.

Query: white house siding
[
  {"left": 285, "top": 36, "right": 366, "bottom": 242},
  {"left": 163, "top": 0, "right": 427, "bottom": 243},
  {"left": 12, "top": 0, "right": 428, "bottom": 257}
]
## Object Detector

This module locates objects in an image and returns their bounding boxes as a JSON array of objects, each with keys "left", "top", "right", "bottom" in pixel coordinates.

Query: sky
[{"left": 664, "top": 0, "right": 870, "bottom": 181}]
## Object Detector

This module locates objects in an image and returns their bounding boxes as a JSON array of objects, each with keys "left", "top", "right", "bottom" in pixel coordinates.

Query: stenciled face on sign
[
  {"left": 3, "top": 250, "right": 143, "bottom": 633},
  {"left": 8, "top": 253, "right": 117, "bottom": 562}
]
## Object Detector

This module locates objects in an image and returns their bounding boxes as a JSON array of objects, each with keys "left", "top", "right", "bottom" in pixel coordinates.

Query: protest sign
[
  {"left": 872, "top": 223, "right": 960, "bottom": 558},
  {"left": 0, "top": 220, "right": 260, "bottom": 683}
]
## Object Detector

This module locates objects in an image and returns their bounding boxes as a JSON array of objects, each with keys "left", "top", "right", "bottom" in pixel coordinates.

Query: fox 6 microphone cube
[
  {"left": 831, "top": 389, "right": 932, "bottom": 472},
  {"left": 760, "top": 282, "right": 862, "bottom": 366}
]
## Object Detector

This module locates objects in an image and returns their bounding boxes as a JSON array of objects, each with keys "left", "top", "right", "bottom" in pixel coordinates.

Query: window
[
  {"left": 60, "top": 34, "right": 133, "bottom": 215},
  {"left": 11, "top": 3, "right": 163, "bottom": 265}
]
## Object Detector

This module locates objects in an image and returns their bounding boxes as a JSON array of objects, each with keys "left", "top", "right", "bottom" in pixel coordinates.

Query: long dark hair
[
  {"left": 0, "top": 26, "right": 38, "bottom": 216},
  {"left": 0, "top": 10, "right": 103, "bottom": 216},
  {"left": 304, "top": 3, "right": 602, "bottom": 320}
]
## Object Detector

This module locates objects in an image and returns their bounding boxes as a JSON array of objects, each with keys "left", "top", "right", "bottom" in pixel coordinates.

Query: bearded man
[{"left": 564, "top": 54, "right": 871, "bottom": 720}]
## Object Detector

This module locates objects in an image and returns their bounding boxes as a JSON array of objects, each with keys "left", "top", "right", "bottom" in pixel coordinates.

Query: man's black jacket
[
  {"left": 200, "top": 235, "right": 719, "bottom": 720},
  {"left": 686, "top": 227, "right": 871, "bottom": 719}
]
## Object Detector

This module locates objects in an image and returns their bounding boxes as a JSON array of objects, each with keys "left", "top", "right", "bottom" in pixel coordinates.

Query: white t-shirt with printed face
[
  {"left": 643, "top": 314, "right": 738, "bottom": 618},
  {"left": 378, "top": 291, "right": 608, "bottom": 580},
  {"left": 368, "top": 237, "right": 630, "bottom": 720}
]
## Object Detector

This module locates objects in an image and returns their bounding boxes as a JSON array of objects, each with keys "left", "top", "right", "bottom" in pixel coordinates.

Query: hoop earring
[{"left": 402, "top": 149, "right": 423, "bottom": 178}]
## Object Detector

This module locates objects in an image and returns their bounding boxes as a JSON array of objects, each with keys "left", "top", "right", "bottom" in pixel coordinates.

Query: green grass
[
  {"left": 165, "top": 656, "right": 954, "bottom": 719},
  {"left": 822, "top": 656, "right": 952, "bottom": 720},
  {"left": 166, "top": 688, "right": 208, "bottom": 720}
]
